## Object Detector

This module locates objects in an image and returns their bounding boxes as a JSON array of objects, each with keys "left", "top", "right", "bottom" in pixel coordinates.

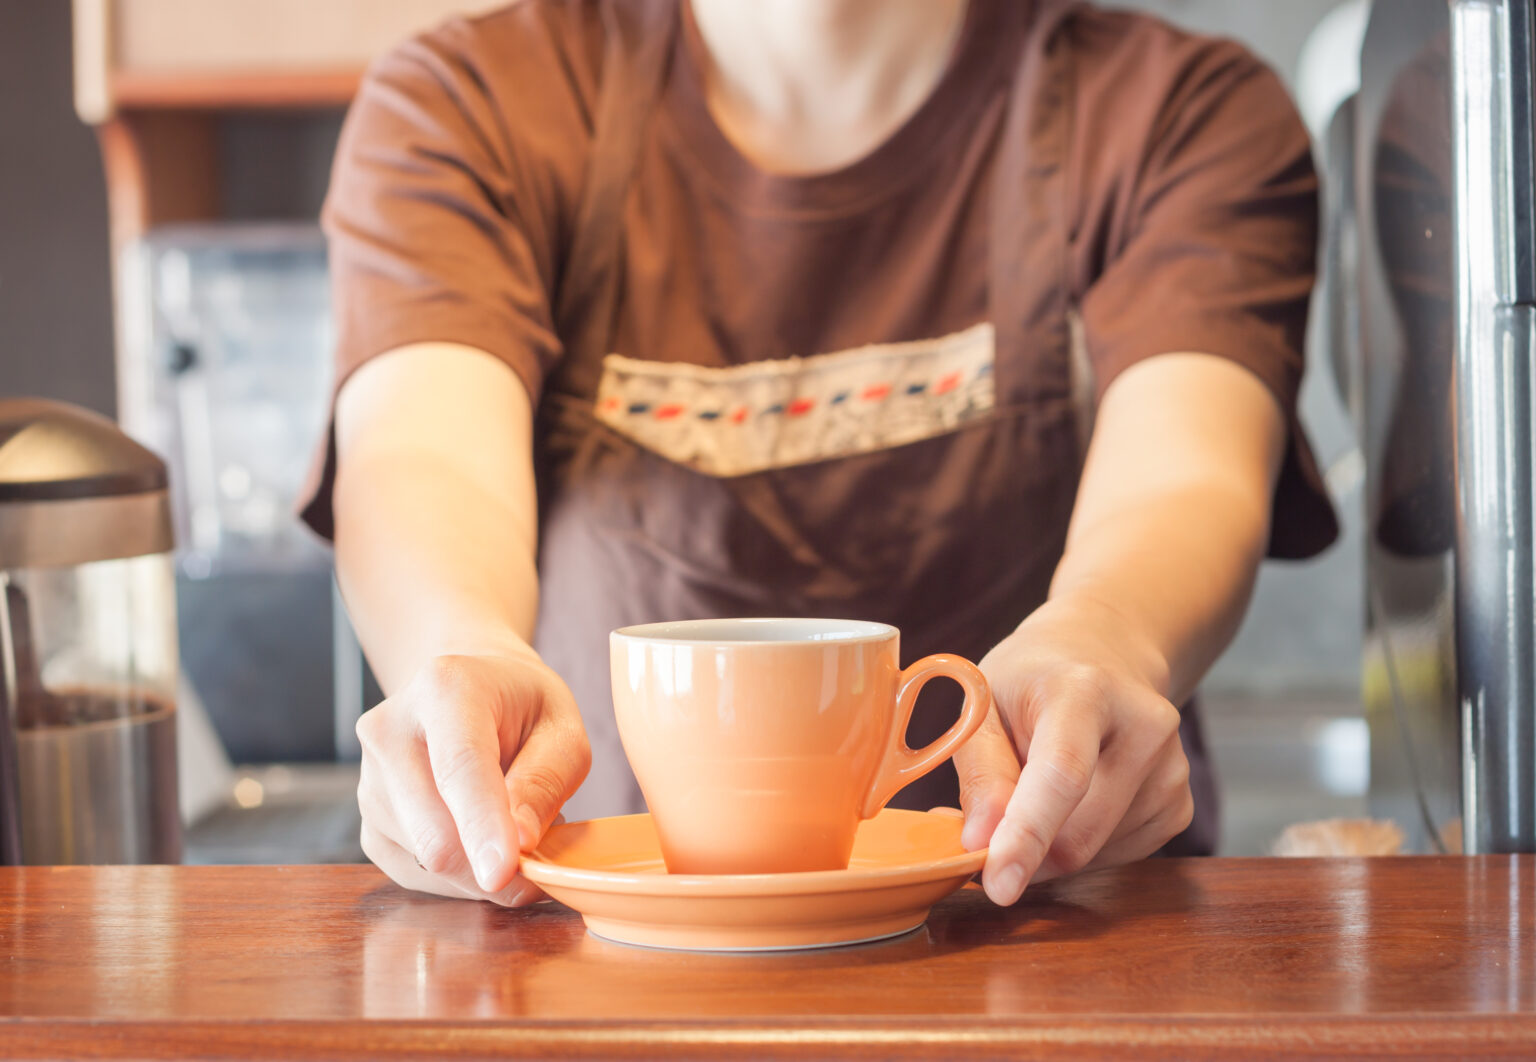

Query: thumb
[
  {"left": 504, "top": 717, "right": 591, "bottom": 853},
  {"left": 952, "top": 708, "right": 1020, "bottom": 852}
]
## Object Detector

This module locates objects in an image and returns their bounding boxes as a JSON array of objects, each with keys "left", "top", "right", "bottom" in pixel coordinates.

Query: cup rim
[{"left": 611, "top": 617, "right": 897, "bottom": 647}]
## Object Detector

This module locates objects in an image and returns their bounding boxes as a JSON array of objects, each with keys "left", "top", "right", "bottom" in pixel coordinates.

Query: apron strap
[
  {"left": 552, "top": 0, "right": 681, "bottom": 379},
  {"left": 560, "top": 0, "right": 1075, "bottom": 400},
  {"left": 988, "top": 0, "right": 1080, "bottom": 406}
]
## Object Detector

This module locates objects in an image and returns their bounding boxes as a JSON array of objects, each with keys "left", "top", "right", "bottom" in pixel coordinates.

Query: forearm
[
  {"left": 334, "top": 347, "right": 586, "bottom": 903},
  {"left": 1046, "top": 480, "right": 1268, "bottom": 705},
  {"left": 335, "top": 455, "right": 540, "bottom": 693},
  {"left": 332, "top": 344, "right": 542, "bottom": 694},
  {"left": 963, "top": 356, "right": 1285, "bottom": 899},
  {"left": 1036, "top": 352, "right": 1285, "bottom": 706}
]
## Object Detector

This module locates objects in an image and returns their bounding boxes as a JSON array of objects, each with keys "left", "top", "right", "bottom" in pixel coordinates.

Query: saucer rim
[
  {"left": 583, "top": 919, "right": 927, "bottom": 953},
  {"left": 520, "top": 808, "right": 986, "bottom": 898}
]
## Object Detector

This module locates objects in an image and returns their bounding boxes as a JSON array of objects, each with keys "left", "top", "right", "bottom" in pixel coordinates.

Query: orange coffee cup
[{"left": 610, "top": 618, "right": 991, "bottom": 875}]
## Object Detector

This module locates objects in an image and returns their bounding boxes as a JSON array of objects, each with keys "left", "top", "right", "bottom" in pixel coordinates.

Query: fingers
[
  {"left": 362, "top": 824, "right": 546, "bottom": 907},
  {"left": 982, "top": 705, "right": 1100, "bottom": 906},
  {"left": 359, "top": 723, "right": 465, "bottom": 875},
  {"left": 358, "top": 717, "right": 536, "bottom": 903},
  {"left": 1086, "top": 802, "right": 1191, "bottom": 871},
  {"left": 1082, "top": 736, "right": 1193, "bottom": 871},
  {"left": 1031, "top": 698, "right": 1180, "bottom": 881},
  {"left": 504, "top": 703, "right": 591, "bottom": 852},
  {"left": 412, "top": 661, "right": 522, "bottom": 893},
  {"left": 951, "top": 707, "right": 1020, "bottom": 852},
  {"left": 361, "top": 822, "right": 477, "bottom": 900},
  {"left": 355, "top": 652, "right": 588, "bottom": 905},
  {"left": 356, "top": 710, "right": 474, "bottom": 890}
]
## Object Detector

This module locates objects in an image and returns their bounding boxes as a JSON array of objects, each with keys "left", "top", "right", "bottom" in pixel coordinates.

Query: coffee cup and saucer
[{"left": 519, "top": 618, "right": 992, "bottom": 951}]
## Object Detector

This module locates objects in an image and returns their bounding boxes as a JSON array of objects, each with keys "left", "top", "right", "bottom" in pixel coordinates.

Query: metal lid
[
  {"left": 0, "top": 400, "right": 172, "bottom": 567},
  {"left": 0, "top": 398, "right": 167, "bottom": 502}
]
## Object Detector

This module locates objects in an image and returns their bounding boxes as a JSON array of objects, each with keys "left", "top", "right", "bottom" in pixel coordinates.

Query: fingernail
[
  {"left": 473, "top": 841, "right": 505, "bottom": 890},
  {"left": 514, "top": 806, "right": 542, "bottom": 851},
  {"left": 500, "top": 884, "right": 534, "bottom": 908},
  {"left": 961, "top": 817, "right": 989, "bottom": 852},
  {"left": 990, "top": 864, "right": 1026, "bottom": 906}
]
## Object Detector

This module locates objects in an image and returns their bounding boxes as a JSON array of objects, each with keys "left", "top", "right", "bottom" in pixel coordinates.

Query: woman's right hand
[{"left": 355, "top": 647, "right": 591, "bottom": 905}]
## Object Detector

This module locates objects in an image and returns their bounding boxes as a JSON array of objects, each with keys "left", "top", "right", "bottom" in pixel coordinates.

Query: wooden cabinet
[
  {"left": 72, "top": 0, "right": 497, "bottom": 423},
  {"left": 74, "top": 0, "right": 501, "bottom": 117},
  {"left": 72, "top": 0, "right": 498, "bottom": 245}
]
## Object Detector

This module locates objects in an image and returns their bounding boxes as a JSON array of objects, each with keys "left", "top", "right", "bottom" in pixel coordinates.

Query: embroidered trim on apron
[{"left": 594, "top": 322, "right": 997, "bottom": 476}]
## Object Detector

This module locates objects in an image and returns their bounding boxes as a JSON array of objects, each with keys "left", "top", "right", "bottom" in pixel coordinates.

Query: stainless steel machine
[
  {"left": 0, "top": 399, "right": 182, "bottom": 864},
  {"left": 1342, "top": 0, "right": 1536, "bottom": 853}
]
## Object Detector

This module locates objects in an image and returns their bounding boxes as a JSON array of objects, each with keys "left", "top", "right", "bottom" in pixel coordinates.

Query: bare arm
[
  {"left": 335, "top": 343, "right": 540, "bottom": 687},
  {"left": 1051, "top": 351, "right": 1282, "bottom": 704},
  {"left": 335, "top": 343, "right": 589, "bottom": 904},
  {"left": 956, "top": 352, "right": 1285, "bottom": 903}
]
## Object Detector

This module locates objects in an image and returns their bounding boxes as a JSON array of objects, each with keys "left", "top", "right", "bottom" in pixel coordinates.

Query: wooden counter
[{"left": 1, "top": 856, "right": 1532, "bottom": 1059}]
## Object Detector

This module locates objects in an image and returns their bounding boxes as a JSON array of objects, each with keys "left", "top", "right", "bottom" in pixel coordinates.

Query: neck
[{"left": 687, "top": 0, "right": 969, "bottom": 174}]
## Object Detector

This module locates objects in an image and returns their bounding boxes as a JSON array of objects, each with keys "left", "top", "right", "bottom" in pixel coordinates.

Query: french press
[{"left": 0, "top": 398, "right": 181, "bottom": 864}]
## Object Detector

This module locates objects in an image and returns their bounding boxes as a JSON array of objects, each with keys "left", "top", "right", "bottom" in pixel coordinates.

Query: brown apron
[{"left": 535, "top": 0, "right": 1216, "bottom": 854}]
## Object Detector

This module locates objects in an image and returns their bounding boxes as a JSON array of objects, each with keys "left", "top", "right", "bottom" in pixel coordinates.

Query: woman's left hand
[{"left": 953, "top": 593, "right": 1195, "bottom": 906}]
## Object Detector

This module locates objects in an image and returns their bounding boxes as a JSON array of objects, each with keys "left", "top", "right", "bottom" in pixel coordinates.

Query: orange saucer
[{"left": 520, "top": 808, "right": 985, "bottom": 951}]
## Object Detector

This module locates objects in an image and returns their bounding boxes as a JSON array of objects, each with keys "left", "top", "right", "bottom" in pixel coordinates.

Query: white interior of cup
[{"left": 612, "top": 617, "right": 895, "bottom": 645}]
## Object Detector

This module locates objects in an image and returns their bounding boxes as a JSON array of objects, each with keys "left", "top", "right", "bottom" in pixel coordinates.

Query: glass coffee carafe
[{"left": 0, "top": 399, "right": 181, "bottom": 864}]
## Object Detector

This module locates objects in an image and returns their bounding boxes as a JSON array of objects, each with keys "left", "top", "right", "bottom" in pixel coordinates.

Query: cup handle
[{"left": 859, "top": 654, "right": 992, "bottom": 820}]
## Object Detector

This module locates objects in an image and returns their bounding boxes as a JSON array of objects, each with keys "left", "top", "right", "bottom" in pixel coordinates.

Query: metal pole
[{"left": 1450, "top": 0, "right": 1536, "bottom": 853}]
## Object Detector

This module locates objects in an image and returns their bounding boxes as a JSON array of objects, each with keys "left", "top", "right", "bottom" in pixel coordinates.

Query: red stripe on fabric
[{"left": 933, "top": 371, "right": 962, "bottom": 395}]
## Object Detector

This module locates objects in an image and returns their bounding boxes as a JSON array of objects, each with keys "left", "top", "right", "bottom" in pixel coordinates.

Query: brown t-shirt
[{"left": 303, "top": 0, "right": 1337, "bottom": 837}]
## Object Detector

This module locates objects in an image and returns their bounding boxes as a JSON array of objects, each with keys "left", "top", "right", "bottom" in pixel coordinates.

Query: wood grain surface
[{"left": 1, "top": 857, "right": 1532, "bottom": 1059}]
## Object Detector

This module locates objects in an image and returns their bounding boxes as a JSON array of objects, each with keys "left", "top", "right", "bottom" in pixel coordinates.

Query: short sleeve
[
  {"left": 1073, "top": 29, "right": 1338, "bottom": 558},
  {"left": 298, "top": 19, "right": 576, "bottom": 540}
]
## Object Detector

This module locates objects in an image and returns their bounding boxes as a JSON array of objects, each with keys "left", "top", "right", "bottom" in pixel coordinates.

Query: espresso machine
[
  {"left": 1335, "top": 0, "right": 1536, "bottom": 854},
  {"left": 0, "top": 398, "right": 182, "bottom": 864}
]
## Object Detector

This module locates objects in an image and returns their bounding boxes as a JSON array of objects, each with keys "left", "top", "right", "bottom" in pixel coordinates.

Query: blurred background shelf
[
  {"left": 72, "top": 0, "right": 502, "bottom": 253},
  {"left": 72, "top": 0, "right": 503, "bottom": 120},
  {"left": 107, "top": 70, "right": 364, "bottom": 110}
]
